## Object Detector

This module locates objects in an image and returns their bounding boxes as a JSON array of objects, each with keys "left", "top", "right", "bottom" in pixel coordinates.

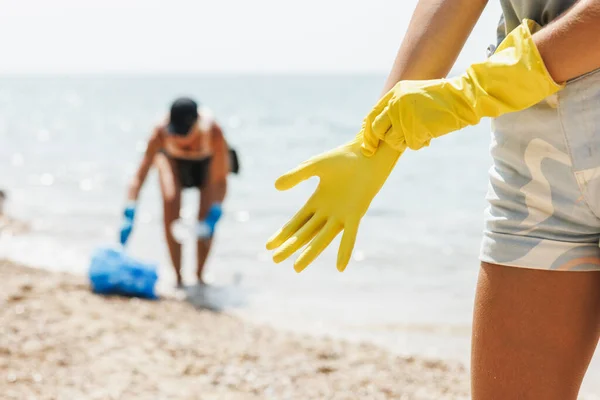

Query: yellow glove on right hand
[
  {"left": 362, "top": 19, "right": 563, "bottom": 155},
  {"left": 266, "top": 134, "right": 405, "bottom": 272}
]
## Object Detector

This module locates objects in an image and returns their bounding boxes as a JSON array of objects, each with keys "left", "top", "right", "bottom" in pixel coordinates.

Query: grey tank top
[{"left": 497, "top": 0, "right": 577, "bottom": 43}]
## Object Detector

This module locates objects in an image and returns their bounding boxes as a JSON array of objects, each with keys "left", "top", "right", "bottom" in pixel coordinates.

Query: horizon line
[{"left": 0, "top": 68, "right": 465, "bottom": 78}]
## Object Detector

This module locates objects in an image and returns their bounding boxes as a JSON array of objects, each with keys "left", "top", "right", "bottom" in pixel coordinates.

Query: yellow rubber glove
[
  {"left": 266, "top": 133, "right": 405, "bottom": 272},
  {"left": 362, "top": 19, "right": 563, "bottom": 155}
]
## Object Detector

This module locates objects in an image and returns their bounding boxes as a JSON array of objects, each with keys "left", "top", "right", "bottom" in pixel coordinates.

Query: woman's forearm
[
  {"left": 381, "top": 0, "right": 488, "bottom": 94},
  {"left": 534, "top": 0, "right": 600, "bottom": 83}
]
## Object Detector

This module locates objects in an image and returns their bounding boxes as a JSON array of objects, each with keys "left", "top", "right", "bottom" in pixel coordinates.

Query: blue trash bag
[{"left": 89, "top": 246, "right": 159, "bottom": 300}]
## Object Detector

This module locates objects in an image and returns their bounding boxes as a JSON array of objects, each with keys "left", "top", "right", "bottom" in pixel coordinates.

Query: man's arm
[
  {"left": 126, "top": 128, "right": 162, "bottom": 201},
  {"left": 209, "top": 123, "right": 228, "bottom": 204},
  {"left": 381, "top": 0, "right": 489, "bottom": 94},
  {"left": 534, "top": 0, "right": 600, "bottom": 83}
]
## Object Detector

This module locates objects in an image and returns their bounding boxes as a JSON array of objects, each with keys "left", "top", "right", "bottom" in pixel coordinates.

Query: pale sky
[{"left": 0, "top": 0, "right": 502, "bottom": 74}]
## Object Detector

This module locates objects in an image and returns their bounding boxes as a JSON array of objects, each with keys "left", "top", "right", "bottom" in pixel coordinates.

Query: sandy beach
[{"left": 0, "top": 259, "right": 470, "bottom": 400}]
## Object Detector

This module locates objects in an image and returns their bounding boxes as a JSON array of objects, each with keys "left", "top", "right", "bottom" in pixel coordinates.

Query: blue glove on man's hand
[
  {"left": 196, "top": 203, "right": 223, "bottom": 240},
  {"left": 206, "top": 203, "right": 223, "bottom": 234},
  {"left": 119, "top": 202, "right": 136, "bottom": 246}
]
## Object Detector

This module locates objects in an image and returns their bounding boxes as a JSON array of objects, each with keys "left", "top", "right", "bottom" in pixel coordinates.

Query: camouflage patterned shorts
[{"left": 481, "top": 68, "right": 600, "bottom": 271}]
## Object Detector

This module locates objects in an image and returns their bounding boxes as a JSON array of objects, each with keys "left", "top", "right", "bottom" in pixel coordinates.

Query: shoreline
[{"left": 0, "top": 259, "right": 470, "bottom": 399}]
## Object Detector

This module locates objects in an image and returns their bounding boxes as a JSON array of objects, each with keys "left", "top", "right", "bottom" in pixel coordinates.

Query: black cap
[{"left": 167, "top": 97, "right": 199, "bottom": 136}]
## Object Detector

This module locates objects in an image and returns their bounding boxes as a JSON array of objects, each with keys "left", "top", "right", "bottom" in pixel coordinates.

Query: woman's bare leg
[{"left": 472, "top": 262, "right": 600, "bottom": 400}]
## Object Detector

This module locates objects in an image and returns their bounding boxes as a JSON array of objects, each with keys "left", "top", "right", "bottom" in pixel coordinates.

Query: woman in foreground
[{"left": 267, "top": 0, "right": 600, "bottom": 398}]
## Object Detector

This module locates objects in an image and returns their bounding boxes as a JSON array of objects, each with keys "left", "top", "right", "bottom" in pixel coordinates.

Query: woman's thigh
[{"left": 471, "top": 262, "right": 600, "bottom": 400}]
